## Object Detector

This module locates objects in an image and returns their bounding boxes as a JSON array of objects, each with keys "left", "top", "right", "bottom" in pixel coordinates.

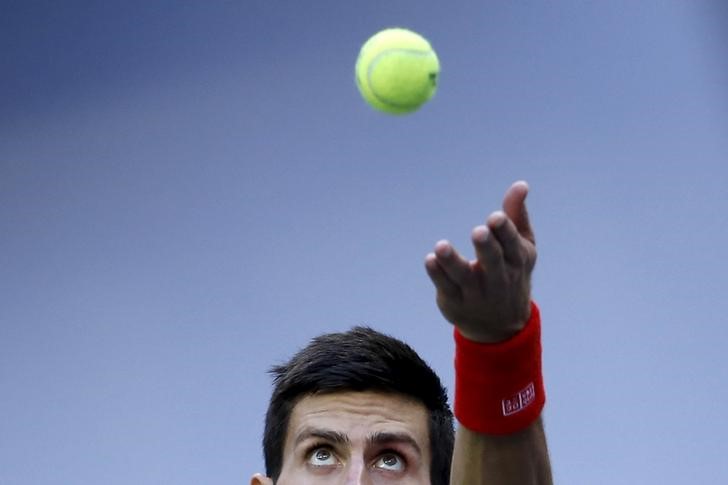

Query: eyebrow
[
  {"left": 367, "top": 431, "right": 422, "bottom": 456},
  {"left": 294, "top": 427, "right": 422, "bottom": 456},
  {"left": 294, "top": 427, "right": 350, "bottom": 447}
]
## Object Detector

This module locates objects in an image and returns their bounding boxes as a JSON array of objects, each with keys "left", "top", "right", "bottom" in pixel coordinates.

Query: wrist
[
  {"left": 457, "top": 320, "right": 527, "bottom": 344},
  {"left": 453, "top": 301, "right": 545, "bottom": 435},
  {"left": 456, "top": 301, "right": 532, "bottom": 344}
]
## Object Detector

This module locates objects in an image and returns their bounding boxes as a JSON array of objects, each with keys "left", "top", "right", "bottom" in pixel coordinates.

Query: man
[{"left": 251, "top": 181, "right": 552, "bottom": 484}]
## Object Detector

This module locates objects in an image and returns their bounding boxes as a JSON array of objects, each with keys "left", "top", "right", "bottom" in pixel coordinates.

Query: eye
[
  {"left": 306, "top": 446, "right": 338, "bottom": 467},
  {"left": 374, "top": 452, "right": 405, "bottom": 472}
]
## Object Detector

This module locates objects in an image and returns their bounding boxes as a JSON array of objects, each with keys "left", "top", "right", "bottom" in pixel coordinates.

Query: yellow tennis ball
[{"left": 355, "top": 28, "right": 440, "bottom": 114}]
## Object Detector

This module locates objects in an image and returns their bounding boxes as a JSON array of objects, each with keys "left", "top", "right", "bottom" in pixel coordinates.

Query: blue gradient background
[{"left": 2, "top": 1, "right": 727, "bottom": 484}]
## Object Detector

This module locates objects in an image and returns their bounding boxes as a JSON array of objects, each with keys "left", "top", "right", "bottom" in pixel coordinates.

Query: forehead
[{"left": 286, "top": 390, "right": 430, "bottom": 449}]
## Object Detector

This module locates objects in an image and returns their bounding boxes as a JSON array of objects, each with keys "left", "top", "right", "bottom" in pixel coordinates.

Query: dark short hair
[{"left": 262, "top": 326, "right": 454, "bottom": 484}]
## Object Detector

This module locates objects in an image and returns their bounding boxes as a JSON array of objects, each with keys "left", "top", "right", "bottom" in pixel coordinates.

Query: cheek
[{"left": 277, "top": 468, "right": 341, "bottom": 485}]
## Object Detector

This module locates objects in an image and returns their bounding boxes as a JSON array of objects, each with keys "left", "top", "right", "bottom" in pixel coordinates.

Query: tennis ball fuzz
[{"left": 355, "top": 28, "right": 440, "bottom": 114}]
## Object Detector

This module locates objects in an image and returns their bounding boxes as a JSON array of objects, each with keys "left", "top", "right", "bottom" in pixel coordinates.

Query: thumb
[{"left": 502, "top": 181, "right": 535, "bottom": 244}]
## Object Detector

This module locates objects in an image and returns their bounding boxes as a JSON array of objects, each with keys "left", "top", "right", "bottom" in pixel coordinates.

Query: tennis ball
[{"left": 355, "top": 28, "right": 440, "bottom": 114}]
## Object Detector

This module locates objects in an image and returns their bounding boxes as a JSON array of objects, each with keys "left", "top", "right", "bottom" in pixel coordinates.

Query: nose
[{"left": 343, "top": 459, "right": 371, "bottom": 485}]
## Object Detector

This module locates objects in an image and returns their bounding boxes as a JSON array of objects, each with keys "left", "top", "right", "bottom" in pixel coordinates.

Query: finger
[
  {"left": 487, "top": 211, "right": 527, "bottom": 265},
  {"left": 472, "top": 225, "right": 505, "bottom": 275},
  {"left": 432, "top": 240, "right": 472, "bottom": 285},
  {"left": 502, "top": 180, "right": 535, "bottom": 245},
  {"left": 424, "top": 253, "right": 460, "bottom": 297}
]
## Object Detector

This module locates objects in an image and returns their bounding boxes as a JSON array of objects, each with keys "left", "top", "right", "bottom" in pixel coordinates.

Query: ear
[{"left": 250, "top": 473, "right": 274, "bottom": 485}]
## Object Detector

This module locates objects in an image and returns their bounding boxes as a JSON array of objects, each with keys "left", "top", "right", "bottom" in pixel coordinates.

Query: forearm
[{"left": 450, "top": 417, "right": 552, "bottom": 485}]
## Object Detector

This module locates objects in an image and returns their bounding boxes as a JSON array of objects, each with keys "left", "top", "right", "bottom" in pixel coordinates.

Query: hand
[{"left": 425, "top": 181, "right": 537, "bottom": 343}]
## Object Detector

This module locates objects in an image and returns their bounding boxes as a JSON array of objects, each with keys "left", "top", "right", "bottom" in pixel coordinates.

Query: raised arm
[{"left": 425, "top": 181, "right": 552, "bottom": 485}]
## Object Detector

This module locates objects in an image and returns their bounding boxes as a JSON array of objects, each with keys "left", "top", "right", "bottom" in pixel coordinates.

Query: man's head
[{"left": 253, "top": 326, "right": 454, "bottom": 484}]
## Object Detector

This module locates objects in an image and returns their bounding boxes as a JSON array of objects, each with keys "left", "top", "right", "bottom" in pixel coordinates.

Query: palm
[{"left": 425, "top": 181, "right": 537, "bottom": 343}]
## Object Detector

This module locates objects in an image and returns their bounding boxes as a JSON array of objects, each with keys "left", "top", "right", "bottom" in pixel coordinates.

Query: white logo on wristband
[{"left": 502, "top": 382, "right": 536, "bottom": 416}]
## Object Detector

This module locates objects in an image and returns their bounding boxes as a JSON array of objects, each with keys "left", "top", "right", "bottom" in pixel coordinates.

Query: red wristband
[{"left": 454, "top": 301, "right": 545, "bottom": 435}]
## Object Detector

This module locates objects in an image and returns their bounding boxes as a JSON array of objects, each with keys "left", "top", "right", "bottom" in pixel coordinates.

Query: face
[{"left": 252, "top": 390, "right": 432, "bottom": 485}]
